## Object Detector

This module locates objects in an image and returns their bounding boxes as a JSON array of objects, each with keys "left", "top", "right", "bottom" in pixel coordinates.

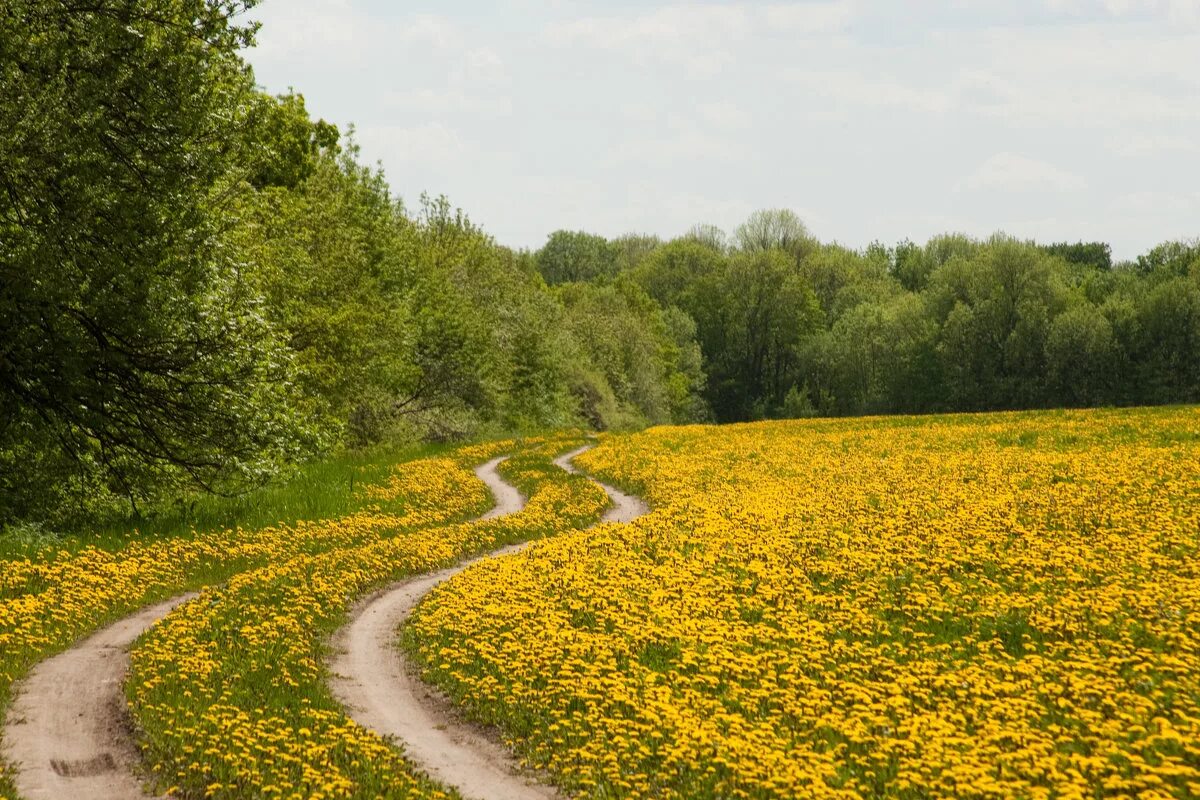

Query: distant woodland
[{"left": 3, "top": 1, "right": 1198, "bottom": 528}]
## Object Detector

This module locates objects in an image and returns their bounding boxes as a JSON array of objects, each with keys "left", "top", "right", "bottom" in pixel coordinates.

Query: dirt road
[
  {"left": 328, "top": 446, "right": 647, "bottom": 800},
  {"left": 2, "top": 593, "right": 195, "bottom": 800},
  {"left": 3, "top": 448, "right": 647, "bottom": 800}
]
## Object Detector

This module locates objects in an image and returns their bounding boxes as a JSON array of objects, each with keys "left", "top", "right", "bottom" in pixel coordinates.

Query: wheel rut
[
  {"left": 1, "top": 457, "right": 520, "bottom": 800},
  {"left": 2, "top": 593, "right": 195, "bottom": 800}
]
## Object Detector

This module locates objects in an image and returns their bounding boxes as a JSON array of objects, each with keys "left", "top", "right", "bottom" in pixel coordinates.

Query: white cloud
[
  {"left": 381, "top": 88, "right": 512, "bottom": 116},
  {"left": 248, "top": 6, "right": 467, "bottom": 66},
  {"left": 544, "top": 6, "right": 751, "bottom": 76},
  {"left": 962, "top": 153, "right": 1087, "bottom": 192},
  {"left": 618, "top": 102, "right": 662, "bottom": 124},
  {"left": 785, "top": 69, "right": 956, "bottom": 114},
  {"left": 762, "top": 2, "right": 859, "bottom": 33},
  {"left": 542, "top": 2, "right": 856, "bottom": 76},
  {"left": 456, "top": 47, "right": 507, "bottom": 84},
  {"left": 248, "top": 0, "right": 368, "bottom": 62},
  {"left": 901, "top": 25, "right": 1200, "bottom": 131},
  {"left": 1106, "top": 132, "right": 1200, "bottom": 156},
  {"left": 396, "top": 14, "right": 464, "bottom": 50},
  {"left": 544, "top": 1, "right": 860, "bottom": 43},
  {"left": 1106, "top": 0, "right": 1200, "bottom": 23},
  {"left": 244, "top": 2, "right": 1200, "bottom": 260},
  {"left": 357, "top": 123, "right": 468, "bottom": 167},
  {"left": 695, "top": 100, "right": 750, "bottom": 129},
  {"left": 1112, "top": 189, "right": 1200, "bottom": 213},
  {"left": 544, "top": 5, "right": 750, "bottom": 49},
  {"left": 1047, "top": 0, "right": 1200, "bottom": 22},
  {"left": 603, "top": 129, "right": 745, "bottom": 167}
]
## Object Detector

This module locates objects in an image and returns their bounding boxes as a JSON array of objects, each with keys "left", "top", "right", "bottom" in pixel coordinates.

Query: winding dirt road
[
  {"left": 552, "top": 445, "right": 647, "bottom": 524},
  {"left": 328, "top": 446, "right": 648, "bottom": 800},
  {"left": 2, "top": 593, "right": 195, "bottom": 800},
  {"left": 0, "top": 457, "right": 531, "bottom": 800}
]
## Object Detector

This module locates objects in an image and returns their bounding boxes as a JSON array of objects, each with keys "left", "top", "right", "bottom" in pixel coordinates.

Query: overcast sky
[{"left": 244, "top": 1, "right": 1199, "bottom": 261}]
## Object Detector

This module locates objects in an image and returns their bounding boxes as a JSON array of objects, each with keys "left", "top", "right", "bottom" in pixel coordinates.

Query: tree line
[
  {"left": 2, "top": 1, "right": 1197, "bottom": 530},
  {"left": 567, "top": 216, "right": 1200, "bottom": 423}
]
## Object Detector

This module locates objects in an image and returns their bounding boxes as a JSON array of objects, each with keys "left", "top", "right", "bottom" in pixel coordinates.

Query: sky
[{"left": 243, "top": 0, "right": 1200, "bottom": 261}]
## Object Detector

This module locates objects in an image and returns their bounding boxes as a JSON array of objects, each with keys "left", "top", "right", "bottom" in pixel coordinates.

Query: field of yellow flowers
[
  {"left": 410, "top": 408, "right": 1200, "bottom": 800},
  {"left": 0, "top": 439, "right": 515, "bottom": 799}
]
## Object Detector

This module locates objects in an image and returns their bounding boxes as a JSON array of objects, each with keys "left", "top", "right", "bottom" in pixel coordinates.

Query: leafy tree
[
  {"left": 684, "top": 223, "right": 728, "bottom": 252},
  {"left": 1042, "top": 241, "right": 1112, "bottom": 272},
  {"left": 1135, "top": 239, "right": 1200, "bottom": 277},
  {"left": 535, "top": 230, "right": 619, "bottom": 284},
  {"left": 660, "top": 306, "right": 710, "bottom": 423},
  {"left": 892, "top": 233, "right": 980, "bottom": 292},
  {"left": 499, "top": 298, "right": 577, "bottom": 431},
  {"left": 401, "top": 196, "right": 504, "bottom": 433},
  {"left": 733, "top": 209, "right": 817, "bottom": 262},
  {"left": 1133, "top": 277, "right": 1200, "bottom": 402},
  {"left": 632, "top": 239, "right": 725, "bottom": 308},
  {"left": 926, "top": 236, "right": 1066, "bottom": 408},
  {"left": 235, "top": 144, "right": 413, "bottom": 443},
  {"left": 243, "top": 91, "right": 340, "bottom": 190},
  {"left": 779, "top": 383, "right": 818, "bottom": 418},
  {"left": 799, "top": 244, "right": 897, "bottom": 323},
  {"left": 555, "top": 281, "right": 689, "bottom": 427},
  {"left": 0, "top": 0, "right": 311, "bottom": 524},
  {"left": 799, "top": 294, "right": 938, "bottom": 414},
  {"left": 1045, "top": 305, "right": 1117, "bottom": 405},
  {"left": 936, "top": 301, "right": 987, "bottom": 410},
  {"left": 610, "top": 232, "right": 662, "bottom": 273},
  {"left": 701, "top": 249, "right": 823, "bottom": 420}
]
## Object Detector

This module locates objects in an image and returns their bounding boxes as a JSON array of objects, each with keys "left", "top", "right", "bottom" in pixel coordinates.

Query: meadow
[
  {"left": 409, "top": 407, "right": 1200, "bottom": 800},
  {"left": 0, "top": 435, "right": 593, "bottom": 798},
  {"left": 7, "top": 5, "right": 1200, "bottom": 800},
  {"left": 125, "top": 433, "right": 607, "bottom": 799},
  {"left": 2, "top": 408, "right": 1198, "bottom": 800},
  {"left": 0, "top": 448, "right": 489, "bottom": 692}
]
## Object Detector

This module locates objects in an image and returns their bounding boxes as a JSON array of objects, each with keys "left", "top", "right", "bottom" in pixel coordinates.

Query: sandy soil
[
  {"left": 328, "top": 447, "right": 648, "bottom": 800},
  {"left": 552, "top": 445, "right": 648, "bottom": 523},
  {"left": 2, "top": 593, "right": 196, "bottom": 800}
]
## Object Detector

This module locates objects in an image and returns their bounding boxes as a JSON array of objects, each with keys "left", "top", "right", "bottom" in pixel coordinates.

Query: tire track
[{"left": 2, "top": 594, "right": 193, "bottom": 800}]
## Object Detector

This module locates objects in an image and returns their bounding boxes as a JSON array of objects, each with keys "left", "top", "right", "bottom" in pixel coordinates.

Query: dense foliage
[
  {"left": 614, "top": 217, "right": 1200, "bottom": 422},
  {"left": 1, "top": 1, "right": 305, "bottom": 525},
  {"left": 2, "top": 1, "right": 1196, "bottom": 530}
]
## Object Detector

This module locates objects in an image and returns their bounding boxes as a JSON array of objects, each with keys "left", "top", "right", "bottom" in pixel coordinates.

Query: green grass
[{"left": 0, "top": 441, "right": 456, "bottom": 562}]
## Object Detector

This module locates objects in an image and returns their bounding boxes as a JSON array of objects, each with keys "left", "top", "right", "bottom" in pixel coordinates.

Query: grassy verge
[{"left": 0, "top": 441, "right": 467, "bottom": 562}]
